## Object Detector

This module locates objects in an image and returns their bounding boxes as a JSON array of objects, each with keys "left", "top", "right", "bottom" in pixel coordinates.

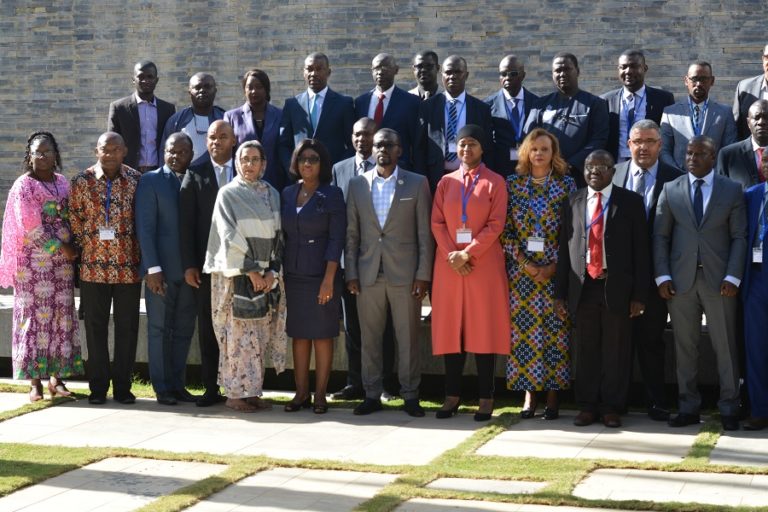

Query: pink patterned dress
[{"left": 0, "top": 174, "right": 83, "bottom": 379}]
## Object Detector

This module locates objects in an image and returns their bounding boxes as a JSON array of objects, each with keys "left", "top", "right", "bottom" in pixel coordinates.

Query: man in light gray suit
[
  {"left": 732, "top": 44, "right": 768, "bottom": 140},
  {"left": 654, "top": 135, "right": 747, "bottom": 431},
  {"left": 345, "top": 128, "right": 434, "bottom": 417},
  {"left": 660, "top": 61, "right": 736, "bottom": 171}
]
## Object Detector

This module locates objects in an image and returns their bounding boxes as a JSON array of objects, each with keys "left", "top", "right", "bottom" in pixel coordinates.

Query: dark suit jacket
[
  {"left": 414, "top": 92, "right": 495, "bottom": 192},
  {"left": 278, "top": 88, "right": 355, "bottom": 175},
  {"left": 483, "top": 87, "right": 538, "bottom": 178},
  {"left": 108, "top": 95, "right": 176, "bottom": 169},
  {"left": 223, "top": 102, "right": 284, "bottom": 190},
  {"left": 281, "top": 183, "right": 346, "bottom": 277},
  {"left": 354, "top": 86, "right": 420, "bottom": 169},
  {"left": 135, "top": 167, "right": 185, "bottom": 282},
  {"left": 600, "top": 86, "right": 675, "bottom": 160},
  {"left": 555, "top": 185, "right": 650, "bottom": 316},
  {"left": 717, "top": 137, "right": 761, "bottom": 189},
  {"left": 733, "top": 74, "right": 765, "bottom": 140},
  {"left": 742, "top": 182, "right": 767, "bottom": 299}
]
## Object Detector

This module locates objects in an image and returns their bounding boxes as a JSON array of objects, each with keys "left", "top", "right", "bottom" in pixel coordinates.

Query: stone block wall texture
[{"left": 0, "top": 0, "right": 762, "bottom": 217}]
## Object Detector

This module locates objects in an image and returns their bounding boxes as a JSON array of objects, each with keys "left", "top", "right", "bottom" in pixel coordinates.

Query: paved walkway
[{"left": 0, "top": 390, "right": 767, "bottom": 511}]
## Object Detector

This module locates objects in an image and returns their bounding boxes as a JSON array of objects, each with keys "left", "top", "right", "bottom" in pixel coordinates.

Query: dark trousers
[
  {"left": 341, "top": 283, "right": 396, "bottom": 391},
  {"left": 444, "top": 352, "right": 497, "bottom": 399},
  {"left": 745, "top": 265, "right": 768, "bottom": 417},
  {"left": 574, "top": 276, "right": 632, "bottom": 414},
  {"left": 630, "top": 281, "right": 669, "bottom": 409},
  {"left": 196, "top": 273, "right": 220, "bottom": 393},
  {"left": 80, "top": 281, "right": 141, "bottom": 397}
]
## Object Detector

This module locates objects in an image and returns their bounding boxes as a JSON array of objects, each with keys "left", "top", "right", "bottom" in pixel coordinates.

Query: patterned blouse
[{"left": 69, "top": 164, "right": 141, "bottom": 283}]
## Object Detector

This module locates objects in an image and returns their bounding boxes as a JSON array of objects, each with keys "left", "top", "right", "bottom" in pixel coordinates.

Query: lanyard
[
  {"left": 104, "top": 179, "right": 113, "bottom": 226},
  {"left": 525, "top": 174, "right": 551, "bottom": 231},
  {"left": 688, "top": 98, "right": 708, "bottom": 136},
  {"left": 461, "top": 171, "right": 480, "bottom": 224},
  {"left": 759, "top": 194, "right": 768, "bottom": 244},
  {"left": 504, "top": 97, "right": 523, "bottom": 142},
  {"left": 585, "top": 193, "right": 611, "bottom": 232}
]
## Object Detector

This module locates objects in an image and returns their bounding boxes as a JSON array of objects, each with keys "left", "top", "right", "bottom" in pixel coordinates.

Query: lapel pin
[{"left": 397, "top": 179, "right": 404, "bottom": 185}]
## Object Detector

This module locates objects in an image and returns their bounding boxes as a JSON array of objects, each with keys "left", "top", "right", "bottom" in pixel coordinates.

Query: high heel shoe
[
  {"left": 284, "top": 396, "right": 312, "bottom": 412},
  {"left": 520, "top": 392, "right": 538, "bottom": 419},
  {"left": 313, "top": 401, "right": 328, "bottom": 414},
  {"left": 29, "top": 381, "right": 44, "bottom": 403},
  {"left": 543, "top": 407, "right": 559, "bottom": 420},
  {"left": 474, "top": 398, "right": 494, "bottom": 422},
  {"left": 435, "top": 397, "right": 460, "bottom": 419},
  {"left": 48, "top": 377, "right": 72, "bottom": 398}
]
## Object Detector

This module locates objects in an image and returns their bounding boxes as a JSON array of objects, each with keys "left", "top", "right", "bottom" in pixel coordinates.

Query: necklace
[{"left": 531, "top": 170, "right": 552, "bottom": 185}]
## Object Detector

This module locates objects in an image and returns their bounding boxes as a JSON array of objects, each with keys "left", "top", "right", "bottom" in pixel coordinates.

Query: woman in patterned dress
[
  {"left": 0, "top": 132, "right": 84, "bottom": 401},
  {"left": 502, "top": 128, "right": 575, "bottom": 420}
]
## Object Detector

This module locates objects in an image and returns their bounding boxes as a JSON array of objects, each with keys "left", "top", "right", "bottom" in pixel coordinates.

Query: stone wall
[{"left": 0, "top": 0, "right": 763, "bottom": 212}]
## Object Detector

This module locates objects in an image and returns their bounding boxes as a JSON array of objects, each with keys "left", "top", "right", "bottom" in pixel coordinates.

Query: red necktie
[
  {"left": 374, "top": 93, "right": 385, "bottom": 126},
  {"left": 757, "top": 148, "right": 765, "bottom": 182},
  {"left": 587, "top": 192, "right": 604, "bottom": 279}
]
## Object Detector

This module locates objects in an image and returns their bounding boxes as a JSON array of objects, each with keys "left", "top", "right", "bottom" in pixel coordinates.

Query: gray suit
[
  {"left": 732, "top": 74, "right": 765, "bottom": 140},
  {"left": 653, "top": 172, "right": 747, "bottom": 416},
  {"left": 345, "top": 167, "right": 434, "bottom": 400},
  {"left": 332, "top": 156, "right": 372, "bottom": 200},
  {"left": 660, "top": 100, "right": 737, "bottom": 171}
]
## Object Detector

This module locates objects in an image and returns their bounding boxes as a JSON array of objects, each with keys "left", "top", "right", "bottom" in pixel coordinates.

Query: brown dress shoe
[
  {"left": 573, "top": 410, "right": 595, "bottom": 426},
  {"left": 602, "top": 413, "right": 622, "bottom": 428},
  {"left": 743, "top": 417, "right": 768, "bottom": 431}
]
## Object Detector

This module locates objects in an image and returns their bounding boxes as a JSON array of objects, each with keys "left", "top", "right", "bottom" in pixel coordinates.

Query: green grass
[{"left": 1, "top": 389, "right": 767, "bottom": 512}]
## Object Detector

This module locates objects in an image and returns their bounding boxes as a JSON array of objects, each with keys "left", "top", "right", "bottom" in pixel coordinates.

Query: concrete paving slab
[
  {"left": 0, "top": 398, "right": 478, "bottom": 465},
  {"left": 0, "top": 457, "right": 226, "bottom": 512},
  {"left": 476, "top": 411, "right": 699, "bottom": 462},
  {"left": 710, "top": 430, "right": 768, "bottom": 467},
  {"left": 426, "top": 477, "right": 546, "bottom": 495},
  {"left": 397, "top": 498, "right": 632, "bottom": 511},
  {"left": 0, "top": 392, "right": 31, "bottom": 413},
  {"left": 185, "top": 468, "right": 398, "bottom": 511},
  {"left": 572, "top": 468, "right": 768, "bottom": 507}
]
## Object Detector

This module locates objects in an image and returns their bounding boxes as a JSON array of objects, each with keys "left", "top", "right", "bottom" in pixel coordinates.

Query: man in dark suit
[
  {"left": 654, "top": 135, "right": 747, "bottom": 431},
  {"left": 613, "top": 119, "right": 683, "bottom": 420},
  {"left": 108, "top": 60, "right": 175, "bottom": 173},
  {"left": 484, "top": 54, "right": 538, "bottom": 177},
  {"left": 732, "top": 44, "right": 768, "bottom": 140},
  {"left": 718, "top": 99, "right": 768, "bottom": 189},
  {"left": 600, "top": 50, "right": 675, "bottom": 162},
  {"left": 179, "top": 120, "right": 237, "bottom": 407},
  {"left": 525, "top": 52, "right": 609, "bottom": 187},
  {"left": 355, "top": 53, "right": 420, "bottom": 170},
  {"left": 414, "top": 55, "right": 494, "bottom": 191},
  {"left": 555, "top": 150, "right": 650, "bottom": 428},
  {"left": 135, "top": 133, "right": 198, "bottom": 406},
  {"left": 278, "top": 52, "right": 355, "bottom": 176},
  {"left": 409, "top": 51, "right": 441, "bottom": 101}
]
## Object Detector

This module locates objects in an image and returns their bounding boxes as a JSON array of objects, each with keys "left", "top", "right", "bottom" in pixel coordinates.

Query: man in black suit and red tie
[
  {"left": 108, "top": 60, "right": 175, "bottom": 173},
  {"left": 733, "top": 44, "right": 768, "bottom": 140},
  {"left": 718, "top": 99, "right": 768, "bottom": 189}
]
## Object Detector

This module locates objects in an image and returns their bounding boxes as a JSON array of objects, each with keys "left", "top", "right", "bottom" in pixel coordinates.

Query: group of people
[{"left": 2, "top": 45, "right": 768, "bottom": 432}]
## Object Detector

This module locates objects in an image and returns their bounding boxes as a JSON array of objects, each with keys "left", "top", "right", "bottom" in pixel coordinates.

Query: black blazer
[
  {"left": 555, "top": 186, "right": 650, "bottom": 316},
  {"left": 483, "top": 88, "right": 539, "bottom": 178},
  {"left": 108, "top": 94, "right": 176, "bottom": 169},
  {"left": 414, "top": 92, "right": 495, "bottom": 191},
  {"left": 600, "top": 86, "right": 675, "bottom": 160},
  {"left": 716, "top": 137, "right": 761, "bottom": 189},
  {"left": 354, "top": 85, "right": 421, "bottom": 169},
  {"left": 178, "top": 159, "right": 226, "bottom": 271}
]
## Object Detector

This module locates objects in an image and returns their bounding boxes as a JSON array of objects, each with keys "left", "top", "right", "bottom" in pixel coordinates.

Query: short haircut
[
  {"left": 690, "top": 60, "right": 712, "bottom": 73},
  {"left": 619, "top": 49, "right": 646, "bottom": 64},
  {"left": 241, "top": 68, "right": 272, "bottom": 102},
  {"left": 289, "top": 139, "right": 333, "bottom": 184},
  {"left": 414, "top": 50, "right": 439, "bottom": 64},
  {"left": 554, "top": 52, "right": 579, "bottom": 70},
  {"left": 165, "top": 131, "right": 194, "bottom": 150},
  {"left": 134, "top": 60, "right": 157, "bottom": 73},
  {"left": 586, "top": 149, "right": 615, "bottom": 166},
  {"left": 630, "top": 119, "right": 660, "bottom": 135},
  {"left": 306, "top": 52, "right": 330, "bottom": 67}
]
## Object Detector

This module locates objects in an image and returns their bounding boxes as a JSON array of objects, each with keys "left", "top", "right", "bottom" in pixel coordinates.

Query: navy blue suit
[
  {"left": 135, "top": 166, "right": 197, "bottom": 395},
  {"left": 354, "top": 86, "right": 420, "bottom": 169},
  {"left": 278, "top": 88, "right": 355, "bottom": 177},
  {"left": 743, "top": 183, "right": 768, "bottom": 417},
  {"left": 483, "top": 88, "right": 538, "bottom": 178},
  {"left": 223, "top": 102, "right": 284, "bottom": 190}
]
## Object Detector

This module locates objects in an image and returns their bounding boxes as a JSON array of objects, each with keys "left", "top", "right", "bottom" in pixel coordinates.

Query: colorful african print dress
[
  {"left": 502, "top": 173, "right": 575, "bottom": 391},
  {"left": 0, "top": 174, "right": 83, "bottom": 379}
]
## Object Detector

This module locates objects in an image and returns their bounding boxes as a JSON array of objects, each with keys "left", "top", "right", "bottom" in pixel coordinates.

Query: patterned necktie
[
  {"left": 357, "top": 160, "right": 370, "bottom": 175},
  {"left": 693, "top": 179, "right": 704, "bottom": 225},
  {"left": 587, "top": 192, "right": 604, "bottom": 279},
  {"left": 693, "top": 104, "right": 701, "bottom": 134},
  {"left": 634, "top": 169, "right": 646, "bottom": 195},
  {"left": 627, "top": 94, "right": 636, "bottom": 130},
  {"left": 310, "top": 94, "right": 320, "bottom": 131},
  {"left": 757, "top": 148, "right": 766, "bottom": 183},
  {"left": 446, "top": 99, "right": 458, "bottom": 162},
  {"left": 374, "top": 93, "right": 385, "bottom": 126}
]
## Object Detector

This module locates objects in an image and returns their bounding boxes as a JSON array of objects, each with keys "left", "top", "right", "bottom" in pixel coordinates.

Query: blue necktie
[
  {"left": 693, "top": 179, "right": 704, "bottom": 225},
  {"left": 692, "top": 105, "right": 701, "bottom": 134},
  {"left": 310, "top": 95, "right": 320, "bottom": 131},
  {"left": 446, "top": 99, "right": 458, "bottom": 162},
  {"left": 508, "top": 98, "right": 521, "bottom": 139}
]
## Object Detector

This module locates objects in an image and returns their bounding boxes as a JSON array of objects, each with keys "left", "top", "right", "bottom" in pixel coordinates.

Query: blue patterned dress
[{"left": 502, "top": 173, "right": 575, "bottom": 391}]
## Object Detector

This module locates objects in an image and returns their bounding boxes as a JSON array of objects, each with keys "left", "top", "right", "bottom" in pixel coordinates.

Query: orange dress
[{"left": 430, "top": 163, "right": 511, "bottom": 355}]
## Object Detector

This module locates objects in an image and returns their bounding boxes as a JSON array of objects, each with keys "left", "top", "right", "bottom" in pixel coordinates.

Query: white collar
[
  {"left": 587, "top": 183, "right": 613, "bottom": 199},
  {"left": 211, "top": 158, "right": 233, "bottom": 169},
  {"left": 444, "top": 90, "right": 466, "bottom": 104},
  {"left": 688, "top": 170, "right": 714, "bottom": 186},
  {"left": 623, "top": 85, "right": 646, "bottom": 99},
  {"left": 307, "top": 86, "right": 328, "bottom": 100},
  {"left": 630, "top": 160, "right": 658, "bottom": 176},
  {"left": 751, "top": 137, "right": 765, "bottom": 151},
  {"left": 502, "top": 88, "right": 525, "bottom": 101},
  {"left": 374, "top": 84, "right": 395, "bottom": 97},
  {"left": 134, "top": 92, "right": 157, "bottom": 105}
]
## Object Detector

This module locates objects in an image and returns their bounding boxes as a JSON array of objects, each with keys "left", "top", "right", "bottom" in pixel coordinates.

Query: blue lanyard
[
  {"left": 461, "top": 171, "right": 480, "bottom": 224},
  {"left": 504, "top": 98, "right": 523, "bottom": 142},
  {"left": 104, "top": 179, "right": 113, "bottom": 226},
  {"left": 526, "top": 174, "right": 551, "bottom": 232},
  {"left": 586, "top": 193, "right": 611, "bottom": 232},
  {"left": 760, "top": 194, "right": 768, "bottom": 244},
  {"left": 688, "top": 98, "right": 708, "bottom": 136}
]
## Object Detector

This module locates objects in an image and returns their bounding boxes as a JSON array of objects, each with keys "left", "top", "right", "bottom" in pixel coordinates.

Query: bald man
[
  {"left": 179, "top": 120, "right": 237, "bottom": 406},
  {"left": 69, "top": 132, "right": 143, "bottom": 405}
]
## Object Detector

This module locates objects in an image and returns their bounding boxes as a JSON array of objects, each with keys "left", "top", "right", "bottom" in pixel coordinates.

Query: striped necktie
[{"left": 446, "top": 99, "right": 458, "bottom": 162}]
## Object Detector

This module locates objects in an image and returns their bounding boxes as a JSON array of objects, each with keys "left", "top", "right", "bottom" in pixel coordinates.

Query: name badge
[
  {"left": 99, "top": 227, "right": 116, "bottom": 241},
  {"left": 448, "top": 142, "right": 457, "bottom": 153},
  {"left": 509, "top": 147, "right": 519, "bottom": 161},
  {"left": 754, "top": 248, "right": 763, "bottom": 263},
  {"left": 456, "top": 228, "right": 472, "bottom": 244},
  {"left": 527, "top": 237, "right": 545, "bottom": 252}
]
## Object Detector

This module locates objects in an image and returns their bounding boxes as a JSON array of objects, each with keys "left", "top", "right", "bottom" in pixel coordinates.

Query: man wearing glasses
[
  {"left": 409, "top": 51, "right": 441, "bottom": 101},
  {"left": 660, "top": 61, "right": 736, "bottom": 171},
  {"left": 484, "top": 55, "right": 538, "bottom": 177}
]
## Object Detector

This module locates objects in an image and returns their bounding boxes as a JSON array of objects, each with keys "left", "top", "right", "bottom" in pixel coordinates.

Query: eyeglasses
[
  {"left": 298, "top": 156, "right": 320, "bottom": 165},
  {"left": 240, "top": 157, "right": 264, "bottom": 165},
  {"left": 585, "top": 164, "right": 613, "bottom": 173},
  {"left": 686, "top": 76, "right": 712, "bottom": 84},
  {"left": 373, "top": 142, "right": 400, "bottom": 150},
  {"left": 31, "top": 150, "right": 54, "bottom": 158},
  {"left": 499, "top": 71, "right": 521, "bottom": 77},
  {"left": 629, "top": 138, "right": 661, "bottom": 147}
]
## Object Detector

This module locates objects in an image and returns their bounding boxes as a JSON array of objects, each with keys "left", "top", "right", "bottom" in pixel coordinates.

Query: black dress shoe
[
  {"left": 114, "top": 392, "right": 136, "bottom": 404},
  {"left": 353, "top": 398, "right": 383, "bottom": 415},
  {"left": 88, "top": 393, "right": 106, "bottom": 405},
  {"left": 331, "top": 385, "right": 364, "bottom": 400},
  {"left": 403, "top": 399, "right": 425, "bottom": 417},
  {"left": 196, "top": 391, "right": 225, "bottom": 407},
  {"left": 520, "top": 405, "right": 537, "bottom": 419},
  {"left": 721, "top": 415, "right": 740, "bottom": 431},
  {"left": 173, "top": 389, "right": 199, "bottom": 403},
  {"left": 543, "top": 407, "right": 559, "bottom": 420},
  {"left": 647, "top": 405, "right": 670, "bottom": 421},
  {"left": 668, "top": 413, "right": 700, "bottom": 427},
  {"left": 156, "top": 392, "right": 177, "bottom": 406}
]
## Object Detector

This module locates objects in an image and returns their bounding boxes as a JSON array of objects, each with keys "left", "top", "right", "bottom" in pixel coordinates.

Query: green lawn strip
[{"left": 683, "top": 417, "right": 722, "bottom": 464}]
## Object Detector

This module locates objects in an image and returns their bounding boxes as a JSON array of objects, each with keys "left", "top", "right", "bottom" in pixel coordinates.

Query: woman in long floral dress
[{"left": 0, "top": 131, "right": 83, "bottom": 401}]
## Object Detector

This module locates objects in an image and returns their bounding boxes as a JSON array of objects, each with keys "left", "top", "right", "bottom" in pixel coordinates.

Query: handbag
[{"left": 232, "top": 274, "right": 280, "bottom": 319}]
